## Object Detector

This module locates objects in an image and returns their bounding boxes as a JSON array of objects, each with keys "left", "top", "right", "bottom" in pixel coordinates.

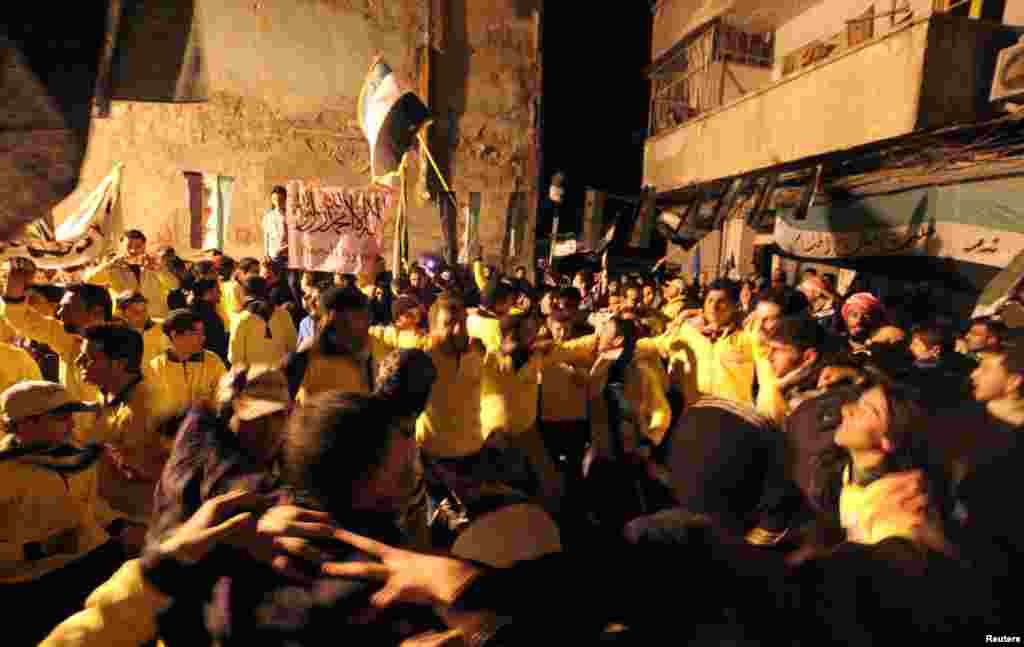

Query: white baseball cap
[{"left": 2, "top": 381, "right": 90, "bottom": 424}]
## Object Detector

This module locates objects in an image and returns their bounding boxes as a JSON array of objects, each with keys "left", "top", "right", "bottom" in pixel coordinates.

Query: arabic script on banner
[{"left": 286, "top": 181, "right": 393, "bottom": 273}]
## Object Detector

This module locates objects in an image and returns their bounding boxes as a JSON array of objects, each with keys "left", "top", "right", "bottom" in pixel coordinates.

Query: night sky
[{"left": 539, "top": 4, "right": 653, "bottom": 236}]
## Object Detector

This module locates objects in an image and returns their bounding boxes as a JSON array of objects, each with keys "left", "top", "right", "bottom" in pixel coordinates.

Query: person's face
[
  {"left": 643, "top": 285, "right": 655, "bottom": 305},
  {"left": 260, "top": 265, "right": 277, "bottom": 282},
  {"left": 971, "top": 354, "right": 1017, "bottom": 403},
  {"left": 304, "top": 290, "right": 321, "bottom": 316},
  {"left": 16, "top": 409, "right": 74, "bottom": 445},
  {"left": 122, "top": 237, "right": 146, "bottom": 259},
  {"left": 122, "top": 302, "right": 148, "bottom": 328},
  {"left": 965, "top": 324, "right": 995, "bottom": 353},
  {"left": 171, "top": 321, "right": 205, "bottom": 357},
  {"left": 704, "top": 289, "right": 737, "bottom": 328},
  {"left": 755, "top": 301, "right": 783, "bottom": 342},
  {"left": 740, "top": 284, "right": 753, "bottom": 305},
  {"left": 835, "top": 386, "right": 890, "bottom": 452},
  {"left": 573, "top": 274, "right": 587, "bottom": 293},
  {"left": 625, "top": 288, "right": 641, "bottom": 309},
  {"left": 608, "top": 295, "right": 622, "bottom": 310},
  {"left": 352, "top": 424, "right": 418, "bottom": 513},
  {"left": 818, "top": 366, "right": 861, "bottom": 391},
  {"left": 597, "top": 320, "right": 622, "bottom": 353},
  {"left": 548, "top": 317, "right": 571, "bottom": 341},
  {"left": 57, "top": 292, "right": 92, "bottom": 335},
  {"left": 767, "top": 340, "right": 805, "bottom": 379},
  {"left": 410, "top": 272, "right": 423, "bottom": 288},
  {"left": 431, "top": 305, "right": 469, "bottom": 353},
  {"left": 76, "top": 340, "right": 116, "bottom": 388},
  {"left": 663, "top": 282, "right": 680, "bottom": 300},
  {"left": 515, "top": 268, "right": 526, "bottom": 280},
  {"left": 845, "top": 307, "right": 874, "bottom": 339},
  {"left": 909, "top": 335, "right": 939, "bottom": 362}
]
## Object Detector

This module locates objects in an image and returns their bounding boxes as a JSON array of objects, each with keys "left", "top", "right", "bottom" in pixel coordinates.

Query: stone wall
[{"left": 54, "top": 0, "right": 541, "bottom": 272}]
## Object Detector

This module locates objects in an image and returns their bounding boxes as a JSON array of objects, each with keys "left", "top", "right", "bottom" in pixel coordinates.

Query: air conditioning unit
[{"left": 990, "top": 35, "right": 1024, "bottom": 104}]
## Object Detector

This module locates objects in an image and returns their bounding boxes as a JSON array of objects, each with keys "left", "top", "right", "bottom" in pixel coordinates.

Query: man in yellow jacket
[
  {"left": 369, "top": 294, "right": 427, "bottom": 350},
  {"left": 84, "top": 230, "right": 174, "bottom": 319},
  {"left": 0, "top": 381, "right": 124, "bottom": 646},
  {"left": 228, "top": 276, "right": 298, "bottom": 369},
  {"left": 148, "top": 310, "right": 228, "bottom": 423},
  {"left": 638, "top": 278, "right": 758, "bottom": 407},
  {"left": 3, "top": 265, "right": 110, "bottom": 428},
  {"left": 77, "top": 324, "right": 168, "bottom": 529},
  {"left": 284, "top": 286, "right": 396, "bottom": 403},
  {"left": 114, "top": 291, "right": 168, "bottom": 369}
]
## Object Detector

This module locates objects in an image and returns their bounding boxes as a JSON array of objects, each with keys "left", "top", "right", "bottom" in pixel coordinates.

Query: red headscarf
[{"left": 841, "top": 292, "right": 884, "bottom": 321}]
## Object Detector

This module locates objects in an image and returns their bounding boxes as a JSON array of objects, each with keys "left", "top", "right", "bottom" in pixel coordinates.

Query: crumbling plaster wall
[{"left": 55, "top": 0, "right": 541, "bottom": 270}]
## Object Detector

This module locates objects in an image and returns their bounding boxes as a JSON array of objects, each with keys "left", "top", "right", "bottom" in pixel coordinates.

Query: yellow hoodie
[
  {"left": 369, "top": 325, "right": 427, "bottom": 350},
  {"left": 290, "top": 335, "right": 395, "bottom": 404},
  {"left": 228, "top": 307, "right": 298, "bottom": 369},
  {"left": 416, "top": 340, "right": 487, "bottom": 459},
  {"left": 1, "top": 300, "right": 101, "bottom": 425},
  {"left": 87, "top": 379, "right": 168, "bottom": 525},
  {"left": 41, "top": 558, "right": 170, "bottom": 647},
  {"left": 0, "top": 436, "right": 116, "bottom": 584},
  {"left": 0, "top": 341, "right": 42, "bottom": 397},
  {"left": 148, "top": 350, "right": 227, "bottom": 422},
  {"left": 480, "top": 335, "right": 598, "bottom": 438}
]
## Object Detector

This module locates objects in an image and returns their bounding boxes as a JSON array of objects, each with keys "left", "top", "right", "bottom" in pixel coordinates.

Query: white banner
[
  {"left": 0, "top": 163, "right": 124, "bottom": 269},
  {"left": 286, "top": 181, "right": 392, "bottom": 273}
]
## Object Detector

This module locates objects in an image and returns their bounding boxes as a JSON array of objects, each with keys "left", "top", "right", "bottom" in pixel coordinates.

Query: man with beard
[
  {"left": 3, "top": 263, "right": 110, "bottom": 429},
  {"left": 841, "top": 292, "right": 885, "bottom": 354}
]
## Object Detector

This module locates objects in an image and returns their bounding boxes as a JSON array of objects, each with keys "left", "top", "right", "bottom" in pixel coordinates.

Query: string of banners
[{"left": 286, "top": 180, "right": 394, "bottom": 274}]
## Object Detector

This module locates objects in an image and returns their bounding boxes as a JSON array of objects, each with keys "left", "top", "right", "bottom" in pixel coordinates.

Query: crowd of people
[{"left": 0, "top": 191, "right": 1021, "bottom": 645}]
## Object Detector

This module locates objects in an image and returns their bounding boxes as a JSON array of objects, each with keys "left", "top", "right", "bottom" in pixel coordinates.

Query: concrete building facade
[
  {"left": 646, "top": 0, "right": 1024, "bottom": 294},
  {"left": 54, "top": 0, "right": 542, "bottom": 271}
]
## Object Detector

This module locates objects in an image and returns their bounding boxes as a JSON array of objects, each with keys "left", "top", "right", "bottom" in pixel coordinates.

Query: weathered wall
[
  {"left": 1006, "top": 0, "right": 1024, "bottom": 24},
  {"left": 55, "top": 0, "right": 541, "bottom": 271}
]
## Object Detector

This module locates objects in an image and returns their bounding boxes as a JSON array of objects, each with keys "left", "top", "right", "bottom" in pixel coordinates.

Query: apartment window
[{"left": 648, "top": 18, "right": 773, "bottom": 136}]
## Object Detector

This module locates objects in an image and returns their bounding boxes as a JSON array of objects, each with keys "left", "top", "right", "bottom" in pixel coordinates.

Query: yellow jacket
[
  {"left": 539, "top": 332, "right": 590, "bottom": 422},
  {"left": 638, "top": 321, "right": 756, "bottom": 406},
  {"left": 0, "top": 436, "right": 116, "bottom": 583},
  {"left": 290, "top": 335, "right": 394, "bottom": 404},
  {"left": 660, "top": 296, "right": 686, "bottom": 321},
  {"left": 587, "top": 357, "right": 673, "bottom": 451},
  {"left": 0, "top": 314, "right": 17, "bottom": 343},
  {"left": 221, "top": 280, "right": 245, "bottom": 328},
  {"left": 87, "top": 379, "right": 168, "bottom": 525},
  {"left": 139, "top": 321, "right": 168, "bottom": 369},
  {"left": 1, "top": 299, "right": 101, "bottom": 408},
  {"left": 416, "top": 341, "right": 487, "bottom": 458},
  {"left": 369, "top": 325, "right": 427, "bottom": 350},
  {"left": 481, "top": 336, "right": 597, "bottom": 438},
  {"left": 84, "top": 262, "right": 173, "bottom": 319},
  {"left": 0, "top": 341, "right": 42, "bottom": 397},
  {"left": 228, "top": 307, "right": 298, "bottom": 369},
  {"left": 148, "top": 350, "right": 227, "bottom": 423},
  {"left": 472, "top": 260, "right": 488, "bottom": 292},
  {"left": 466, "top": 311, "right": 503, "bottom": 353},
  {"left": 41, "top": 558, "right": 171, "bottom": 647}
]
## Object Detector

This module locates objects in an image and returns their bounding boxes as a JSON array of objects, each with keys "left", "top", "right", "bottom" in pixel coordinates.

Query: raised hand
[{"left": 322, "top": 528, "right": 482, "bottom": 609}]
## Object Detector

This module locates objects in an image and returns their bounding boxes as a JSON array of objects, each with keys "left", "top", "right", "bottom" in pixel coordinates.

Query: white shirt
[{"left": 263, "top": 208, "right": 287, "bottom": 259}]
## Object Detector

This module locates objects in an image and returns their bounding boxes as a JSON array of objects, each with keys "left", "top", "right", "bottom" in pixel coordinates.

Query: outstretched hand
[{"left": 322, "top": 528, "right": 483, "bottom": 609}]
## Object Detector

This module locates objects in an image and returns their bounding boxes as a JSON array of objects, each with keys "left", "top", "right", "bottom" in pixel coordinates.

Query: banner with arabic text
[
  {"left": 286, "top": 181, "right": 392, "bottom": 273},
  {"left": 0, "top": 163, "right": 124, "bottom": 269}
]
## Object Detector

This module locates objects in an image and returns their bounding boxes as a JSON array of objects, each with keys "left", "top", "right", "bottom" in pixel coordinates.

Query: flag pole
[{"left": 417, "top": 131, "right": 458, "bottom": 210}]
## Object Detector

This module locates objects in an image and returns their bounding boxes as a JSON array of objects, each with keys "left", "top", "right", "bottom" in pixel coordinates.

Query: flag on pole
[
  {"left": 358, "top": 57, "right": 432, "bottom": 186},
  {"left": 0, "top": 163, "right": 124, "bottom": 269}
]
